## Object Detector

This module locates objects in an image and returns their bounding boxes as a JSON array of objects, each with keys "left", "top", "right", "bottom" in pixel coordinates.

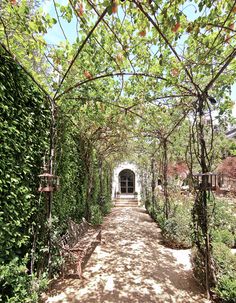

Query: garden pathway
[{"left": 44, "top": 207, "right": 210, "bottom": 303}]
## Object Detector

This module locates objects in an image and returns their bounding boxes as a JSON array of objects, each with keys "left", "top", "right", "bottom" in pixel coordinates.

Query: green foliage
[
  {"left": 213, "top": 198, "right": 236, "bottom": 230},
  {"left": 90, "top": 204, "right": 103, "bottom": 225},
  {"left": 211, "top": 198, "right": 236, "bottom": 248},
  {"left": 192, "top": 243, "right": 236, "bottom": 302},
  {"left": 212, "top": 242, "right": 236, "bottom": 278},
  {"left": 215, "top": 275, "right": 236, "bottom": 303},
  {"left": 147, "top": 200, "right": 192, "bottom": 248},
  {"left": 101, "top": 200, "right": 112, "bottom": 216},
  {"left": 0, "top": 255, "right": 48, "bottom": 303},
  {"left": 54, "top": 114, "right": 113, "bottom": 228},
  {"left": 212, "top": 229, "right": 235, "bottom": 248},
  {"left": 162, "top": 204, "right": 192, "bottom": 248},
  {"left": 148, "top": 204, "right": 166, "bottom": 230},
  {"left": 53, "top": 122, "right": 88, "bottom": 227},
  {"left": 0, "top": 47, "right": 50, "bottom": 301},
  {"left": 213, "top": 242, "right": 236, "bottom": 302}
]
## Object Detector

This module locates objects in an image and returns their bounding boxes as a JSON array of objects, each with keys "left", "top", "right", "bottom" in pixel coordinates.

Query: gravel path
[{"left": 44, "top": 207, "right": 210, "bottom": 303}]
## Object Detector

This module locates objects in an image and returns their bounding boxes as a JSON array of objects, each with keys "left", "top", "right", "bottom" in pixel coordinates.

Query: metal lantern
[
  {"left": 38, "top": 172, "right": 59, "bottom": 192},
  {"left": 193, "top": 172, "right": 218, "bottom": 191}
]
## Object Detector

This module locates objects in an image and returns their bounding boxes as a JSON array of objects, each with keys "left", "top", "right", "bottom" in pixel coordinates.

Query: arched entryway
[{"left": 119, "top": 169, "right": 135, "bottom": 194}]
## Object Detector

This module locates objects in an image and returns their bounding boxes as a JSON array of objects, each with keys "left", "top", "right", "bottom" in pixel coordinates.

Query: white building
[{"left": 112, "top": 162, "right": 141, "bottom": 201}]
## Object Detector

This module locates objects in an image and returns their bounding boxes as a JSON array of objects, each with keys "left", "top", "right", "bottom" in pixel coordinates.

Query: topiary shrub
[{"left": 147, "top": 204, "right": 166, "bottom": 229}]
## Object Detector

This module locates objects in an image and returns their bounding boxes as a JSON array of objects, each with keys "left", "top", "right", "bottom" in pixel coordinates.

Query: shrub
[
  {"left": 0, "top": 256, "right": 48, "bottom": 303},
  {"left": 191, "top": 243, "right": 236, "bottom": 302},
  {"left": 213, "top": 198, "right": 236, "bottom": 234},
  {"left": 215, "top": 275, "right": 236, "bottom": 302},
  {"left": 212, "top": 229, "right": 235, "bottom": 248},
  {"left": 101, "top": 201, "right": 112, "bottom": 216},
  {"left": 212, "top": 242, "right": 236, "bottom": 278},
  {"left": 162, "top": 205, "right": 192, "bottom": 248},
  {"left": 90, "top": 204, "right": 103, "bottom": 225},
  {"left": 147, "top": 205, "right": 166, "bottom": 229}
]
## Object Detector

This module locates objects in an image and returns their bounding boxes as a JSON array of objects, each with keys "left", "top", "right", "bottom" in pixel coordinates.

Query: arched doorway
[{"left": 119, "top": 169, "right": 135, "bottom": 194}]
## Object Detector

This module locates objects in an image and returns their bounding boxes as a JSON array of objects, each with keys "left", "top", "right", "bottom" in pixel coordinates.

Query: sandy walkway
[{"left": 44, "top": 207, "right": 210, "bottom": 303}]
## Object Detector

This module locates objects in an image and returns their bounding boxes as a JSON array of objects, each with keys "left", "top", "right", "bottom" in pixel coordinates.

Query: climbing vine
[{"left": 0, "top": 46, "right": 50, "bottom": 301}]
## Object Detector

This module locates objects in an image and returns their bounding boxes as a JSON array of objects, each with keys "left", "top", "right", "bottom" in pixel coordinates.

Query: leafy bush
[
  {"left": 213, "top": 242, "right": 236, "bottom": 302},
  {"left": 213, "top": 198, "right": 236, "bottom": 237},
  {"left": 0, "top": 50, "right": 50, "bottom": 263},
  {"left": 90, "top": 204, "right": 103, "bottom": 225},
  {"left": 191, "top": 242, "right": 236, "bottom": 302},
  {"left": 0, "top": 256, "right": 48, "bottom": 303},
  {"left": 212, "top": 242, "right": 236, "bottom": 278},
  {"left": 101, "top": 200, "right": 112, "bottom": 216},
  {"left": 147, "top": 200, "right": 192, "bottom": 248},
  {"left": 215, "top": 275, "right": 236, "bottom": 302},
  {"left": 147, "top": 204, "right": 165, "bottom": 229},
  {"left": 0, "top": 47, "right": 50, "bottom": 300},
  {"left": 212, "top": 229, "right": 235, "bottom": 248},
  {"left": 162, "top": 205, "right": 192, "bottom": 248},
  {"left": 162, "top": 218, "right": 192, "bottom": 248}
]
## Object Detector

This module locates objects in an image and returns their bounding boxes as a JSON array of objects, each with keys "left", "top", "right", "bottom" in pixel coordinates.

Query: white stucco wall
[{"left": 112, "top": 162, "right": 141, "bottom": 200}]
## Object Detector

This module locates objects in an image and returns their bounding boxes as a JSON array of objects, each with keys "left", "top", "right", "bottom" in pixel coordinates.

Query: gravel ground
[{"left": 44, "top": 207, "right": 211, "bottom": 303}]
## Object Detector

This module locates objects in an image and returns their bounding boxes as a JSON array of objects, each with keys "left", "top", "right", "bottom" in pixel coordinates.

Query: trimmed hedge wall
[{"left": 0, "top": 47, "right": 50, "bottom": 301}]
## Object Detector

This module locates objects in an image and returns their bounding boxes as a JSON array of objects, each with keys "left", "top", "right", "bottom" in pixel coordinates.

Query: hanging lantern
[
  {"left": 193, "top": 172, "right": 218, "bottom": 191},
  {"left": 38, "top": 173, "right": 59, "bottom": 192}
]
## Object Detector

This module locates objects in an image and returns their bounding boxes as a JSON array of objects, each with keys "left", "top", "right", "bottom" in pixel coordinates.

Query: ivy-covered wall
[
  {"left": 54, "top": 115, "right": 112, "bottom": 228},
  {"left": 0, "top": 47, "right": 50, "bottom": 301}
]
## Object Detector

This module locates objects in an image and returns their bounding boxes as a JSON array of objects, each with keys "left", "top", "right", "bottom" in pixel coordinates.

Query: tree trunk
[
  {"left": 195, "top": 95, "right": 215, "bottom": 299},
  {"left": 163, "top": 139, "right": 170, "bottom": 219},
  {"left": 151, "top": 156, "right": 156, "bottom": 210}
]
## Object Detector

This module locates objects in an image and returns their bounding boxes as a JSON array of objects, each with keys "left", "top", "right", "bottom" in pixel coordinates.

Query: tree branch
[
  {"left": 204, "top": 48, "right": 236, "bottom": 93},
  {"left": 133, "top": 0, "right": 200, "bottom": 94},
  {"left": 53, "top": 6, "right": 108, "bottom": 100},
  {"left": 55, "top": 72, "right": 167, "bottom": 100}
]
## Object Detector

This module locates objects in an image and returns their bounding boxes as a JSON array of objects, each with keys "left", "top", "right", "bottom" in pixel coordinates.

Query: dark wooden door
[{"left": 119, "top": 170, "right": 135, "bottom": 194}]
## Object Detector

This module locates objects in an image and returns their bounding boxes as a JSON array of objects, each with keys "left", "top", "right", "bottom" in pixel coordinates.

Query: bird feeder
[
  {"left": 193, "top": 172, "right": 218, "bottom": 191},
  {"left": 38, "top": 172, "right": 59, "bottom": 192}
]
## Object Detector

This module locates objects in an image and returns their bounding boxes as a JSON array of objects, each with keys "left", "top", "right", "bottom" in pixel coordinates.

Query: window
[{"left": 119, "top": 169, "right": 135, "bottom": 194}]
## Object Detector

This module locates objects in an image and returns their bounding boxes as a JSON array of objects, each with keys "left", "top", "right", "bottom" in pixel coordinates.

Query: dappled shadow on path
[{"left": 44, "top": 207, "right": 210, "bottom": 303}]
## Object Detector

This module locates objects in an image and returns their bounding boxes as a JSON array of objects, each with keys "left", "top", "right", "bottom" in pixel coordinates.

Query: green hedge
[
  {"left": 0, "top": 47, "right": 50, "bottom": 301},
  {"left": 54, "top": 113, "right": 112, "bottom": 229}
]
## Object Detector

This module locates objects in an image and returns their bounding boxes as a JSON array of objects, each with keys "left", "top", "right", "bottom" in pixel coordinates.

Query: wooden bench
[{"left": 59, "top": 218, "right": 101, "bottom": 278}]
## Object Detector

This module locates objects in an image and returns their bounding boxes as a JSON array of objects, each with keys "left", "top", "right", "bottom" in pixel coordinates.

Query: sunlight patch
[{"left": 104, "top": 275, "right": 115, "bottom": 291}]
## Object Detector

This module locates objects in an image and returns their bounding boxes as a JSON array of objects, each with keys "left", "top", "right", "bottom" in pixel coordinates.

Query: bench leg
[{"left": 76, "top": 260, "right": 87, "bottom": 279}]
